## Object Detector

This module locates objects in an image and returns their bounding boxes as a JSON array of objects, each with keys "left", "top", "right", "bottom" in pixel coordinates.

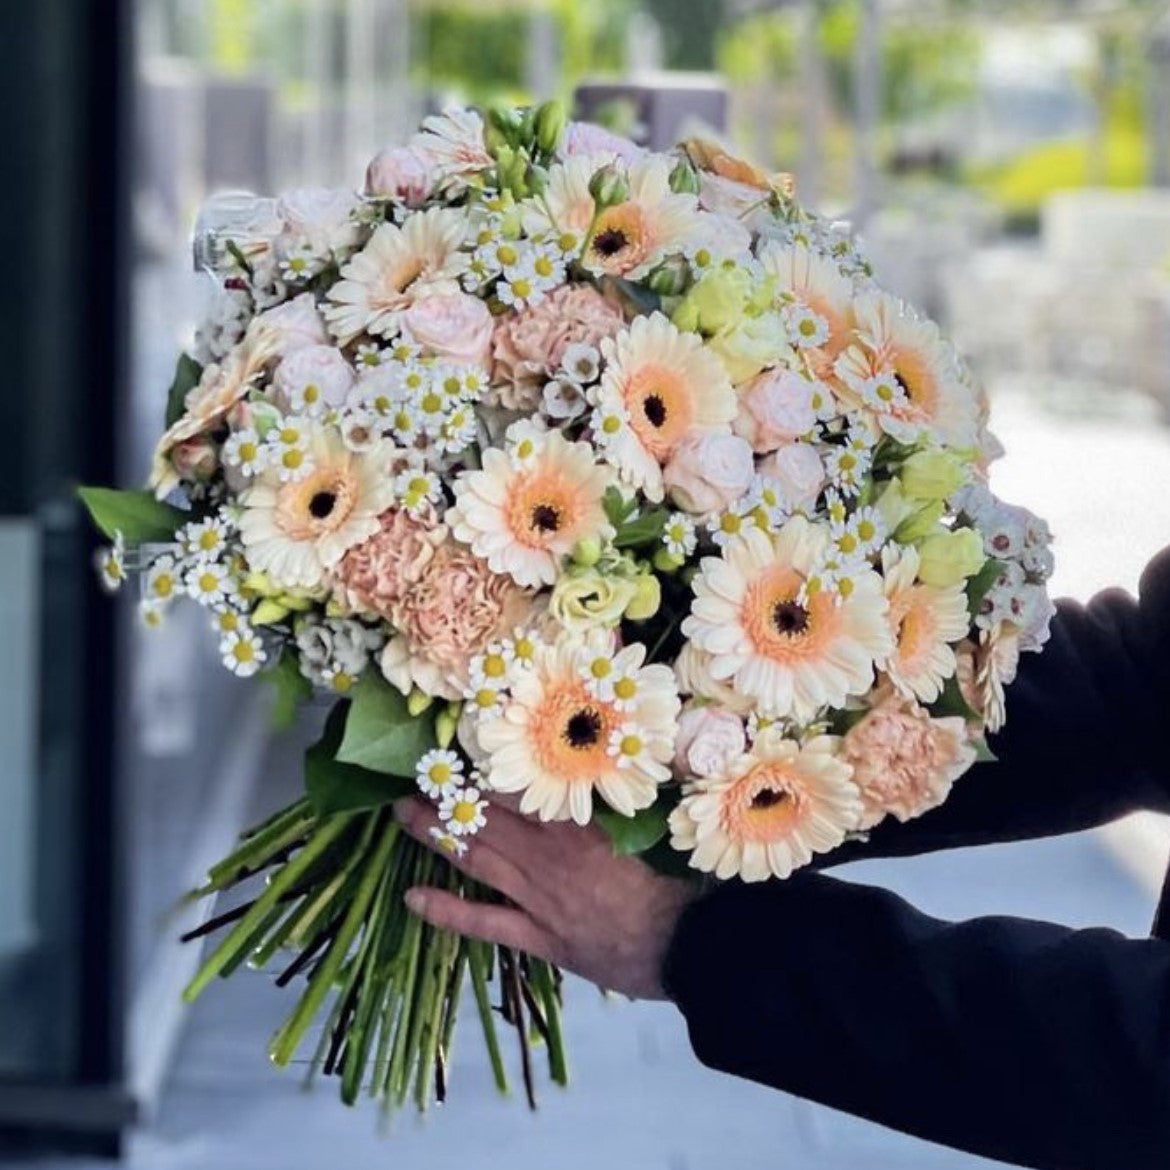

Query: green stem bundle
[{"left": 182, "top": 802, "right": 568, "bottom": 1115}]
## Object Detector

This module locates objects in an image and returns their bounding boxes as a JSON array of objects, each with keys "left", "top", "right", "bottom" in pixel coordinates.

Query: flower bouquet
[{"left": 82, "top": 101, "right": 1054, "bottom": 1116}]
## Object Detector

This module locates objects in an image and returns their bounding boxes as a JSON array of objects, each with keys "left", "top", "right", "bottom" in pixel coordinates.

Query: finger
[
  {"left": 393, "top": 797, "right": 533, "bottom": 906},
  {"left": 403, "top": 887, "right": 557, "bottom": 962}
]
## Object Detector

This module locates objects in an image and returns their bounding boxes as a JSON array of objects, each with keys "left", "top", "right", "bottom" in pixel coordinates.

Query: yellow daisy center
[{"left": 452, "top": 800, "right": 478, "bottom": 825}]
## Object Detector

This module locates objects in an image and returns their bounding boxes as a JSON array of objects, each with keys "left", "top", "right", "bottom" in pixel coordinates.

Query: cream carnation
[
  {"left": 669, "top": 729, "right": 861, "bottom": 882},
  {"left": 682, "top": 517, "right": 894, "bottom": 721},
  {"left": 841, "top": 689, "right": 976, "bottom": 829},
  {"left": 489, "top": 285, "right": 626, "bottom": 410}
]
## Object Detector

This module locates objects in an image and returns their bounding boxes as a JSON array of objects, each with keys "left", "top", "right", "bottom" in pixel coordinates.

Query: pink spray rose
[
  {"left": 255, "top": 293, "right": 330, "bottom": 355},
  {"left": 756, "top": 442, "right": 825, "bottom": 512},
  {"left": 365, "top": 145, "right": 434, "bottom": 205},
  {"left": 734, "top": 367, "right": 817, "bottom": 453},
  {"left": 401, "top": 292, "right": 494, "bottom": 368},
  {"left": 272, "top": 345, "right": 355, "bottom": 414},
  {"left": 673, "top": 703, "right": 748, "bottom": 779},
  {"left": 663, "top": 432, "right": 755, "bottom": 515},
  {"left": 563, "top": 121, "right": 647, "bottom": 166}
]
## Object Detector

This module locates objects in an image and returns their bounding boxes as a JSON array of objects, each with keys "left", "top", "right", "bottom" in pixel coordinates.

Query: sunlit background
[{"left": 3, "top": 1, "right": 1170, "bottom": 1167}]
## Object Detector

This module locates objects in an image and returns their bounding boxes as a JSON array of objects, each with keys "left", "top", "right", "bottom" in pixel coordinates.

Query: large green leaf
[
  {"left": 594, "top": 802, "right": 671, "bottom": 857},
  {"left": 164, "top": 353, "right": 204, "bottom": 428},
  {"left": 77, "top": 486, "right": 187, "bottom": 543},
  {"left": 966, "top": 556, "right": 1003, "bottom": 616},
  {"left": 336, "top": 671, "right": 437, "bottom": 777},
  {"left": 930, "top": 673, "right": 982, "bottom": 723},
  {"left": 261, "top": 650, "right": 314, "bottom": 733},
  {"left": 613, "top": 507, "right": 670, "bottom": 551},
  {"left": 305, "top": 702, "right": 416, "bottom": 817}
]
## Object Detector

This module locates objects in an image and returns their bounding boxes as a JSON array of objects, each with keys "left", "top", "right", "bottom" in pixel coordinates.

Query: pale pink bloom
[
  {"left": 276, "top": 187, "right": 361, "bottom": 257},
  {"left": 410, "top": 108, "right": 493, "bottom": 191},
  {"left": 734, "top": 368, "right": 817, "bottom": 453},
  {"left": 756, "top": 442, "right": 825, "bottom": 512},
  {"left": 365, "top": 145, "right": 434, "bottom": 205},
  {"left": 402, "top": 291, "right": 493, "bottom": 367},
  {"left": 490, "top": 284, "right": 626, "bottom": 410},
  {"left": 272, "top": 345, "right": 355, "bottom": 414},
  {"left": 841, "top": 689, "right": 976, "bottom": 830},
  {"left": 673, "top": 703, "right": 747, "bottom": 779},
  {"left": 331, "top": 506, "right": 446, "bottom": 621},
  {"left": 673, "top": 642, "right": 756, "bottom": 716},
  {"left": 663, "top": 432, "right": 755, "bottom": 516},
  {"left": 255, "top": 293, "right": 330, "bottom": 354},
  {"left": 171, "top": 436, "right": 218, "bottom": 483},
  {"left": 563, "top": 121, "right": 646, "bottom": 166}
]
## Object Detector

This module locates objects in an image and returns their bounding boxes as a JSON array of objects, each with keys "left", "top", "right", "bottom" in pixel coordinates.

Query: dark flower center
[
  {"left": 530, "top": 503, "right": 561, "bottom": 533},
  {"left": 565, "top": 709, "right": 603, "bottom": 749},
  {"left": 309, "top": 492, "right": 337, "bottom": 520},
  {"left": 642, "top": 394, "right": 667, "bottom": 428},
  {"left": 592, "top": 228, "right": 629, "bottom": 257},
  {"left": 751, "top": 788, "right": 789, "bottom": 811},
  {"left": 772, "top": 600, "right": 810, "bottom": 636}
]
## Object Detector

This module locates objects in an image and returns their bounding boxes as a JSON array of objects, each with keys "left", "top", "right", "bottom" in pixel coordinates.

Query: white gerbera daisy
[
  {"left": 682, "top": 516, "right": 894, "bottom": 722},
  {"left": 879, "top": 544, "right": 970, "bottom": 704},
  {"left": 476, "top": 636, "right": 680, "bottom": 825},
  {"left": 668, "top": 730, "right": 861, "bottom": 882},
  {"left": 447, "top": 430, "right": 613, "bottom": 589},
  {"left": 238, "top": 429, "right": 396, "bottom": 590},
  {"left": 324, "top": 209, "right": 468, "bottom": 343},
  {"left": 835, "top": 291, "right": 979, "bottom": 449},
  {"left": 596, "top": 313, "right": 736, "bottom": 502},
  {"left": 438, "top": 786, "right": 489, "bottom": 837}
]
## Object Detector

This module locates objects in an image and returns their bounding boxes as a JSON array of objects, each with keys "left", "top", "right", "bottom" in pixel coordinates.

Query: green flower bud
[
  {"left": 435, "top": 703, "right": 461, "bottom": 750},
  {"left": 900, "top": 448, "right": 967, "bottom": 502},
  {"left": 487, "top": 105, "right": 522, "bottom": 147},
  {"left": 571, "top": 537, "right": 603, "bottom": 568},
  {"left": 894, "top": 500, "right": 946, "bottom": 544},
  {"left": 646, "top": 257, "right": 691, "bottom": 297},
  {"left": 588, "top": 163, "right": 630, "bottom": 208},
  {"left": 624, "top": 574, "right": 662, "bottom": 622},
  {"left": 407, "top": 688, "right": 435, "bottom": 718},
  {"left": 668, "top": 156, "right": 701, "bottom": 195},
  {"left": 243, "top": 571, "right": 277, "bottom": 597},
  {"left": 251, "top": 599, "right": 291, "bottom": 626},
  {"left": 672, "top": 267, "right": 758, "bottom": 338},
  {"left": 653, "top": 547, "right": 686, "bottom": 574},
  {"left": 916, "top": 527, "right": 986, "bottom": 588},
  {"left": 534, "top": 100, "right": 567, "bottom": 155}
]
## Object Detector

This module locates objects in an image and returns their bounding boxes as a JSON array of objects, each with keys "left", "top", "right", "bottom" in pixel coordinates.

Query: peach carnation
[
  {"left": 381, "top": 540, "right": 536, "bottom": 698},
  {"left": 330, "top": 506, "right": 446, "bottom": 620},
  {"left": 490, "top": 285, "right": 626, "bottom": 410},
  {"left": 841, "top": 690, "right": 976, "bottom": 830}
]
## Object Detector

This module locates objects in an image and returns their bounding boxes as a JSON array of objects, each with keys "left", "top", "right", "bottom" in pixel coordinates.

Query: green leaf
[
  {"left": 336, "top": 671, "right": 437, "bottom": 777},
  {"left": 164, "top": 353, "right": 204, "bottom": 428},
  {"left": 594, "top": 802, "right": 670, "bottom": 857},
  {"left": 613, "top": 507, "right": 670, "bottom": 550},
  {"left": 261, "top": 651, "right": 314, "bottom": 733},
  {"left": 603, "top": 485, "right": 637, "bottom": 528},
  {"left": 305, "top": 702, "right": 415, "bottom": 817},
  {"left": 77, "top": 486, "right": 187, "bottom": 543},
  {"left": 225, "top": 238, "right": 254, "bottom": 278},
  {"left": 972, "top": 735, "right": 998, "bottom": 764},
  {"left": 966, "top": 556, "right": 1003, "bottom": 615},
  {"left": 930, "top": 673, "right": 982, "bottom": 723}
]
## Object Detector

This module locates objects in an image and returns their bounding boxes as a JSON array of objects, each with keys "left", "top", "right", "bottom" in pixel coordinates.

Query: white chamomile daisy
[
  {"left": 785, "top": 303, "right": 830, "bottom": 349},
  {"left": 428, "top": 826, "right": 469, "bottom": 858},
  {"left": 222, "top": 428, "right": 269, "bottom": 479},
  {"left": 860, "top": 370, "right": 910, "bottom": 416},
  {"left": 472, "top": 642, "right": 517, "bottom": 688},
  {"left": 561, "top": 342, "right": 601, "bottom": 385},
  {"left": 809, "top": 381, "right": 837, "bottom": 423},
  {"left": 437, "top": 404, "right": 477, "bottom": 454},
  {"left": 138, "top": 599, "right": 167, "bottom": 629},
  {"left": 708, "top": 502, "right": 756, "bottom": 549},
  {"left": 95, "top": 532, "right": 127, "bottom": 593},
  {"left": 185, "top": 561, "right": 235, "bottom": 607},
  {"left": 415, "top": 748, "right": 465, "bottom": 800},
  {"left": 832, "top": 505, "right": 886, "bottom": 559},
  {"left": 354, "top": 343, "right": 385, "bottom": 370},
  {"left": 608, "top": 724, "right": 652, "bottom": 770},
  {"left": 321, "top": 665, "right": 359, "bottom": 694},
  {"left": 497, "top": 260, "right": 544, "bottom": 309},
  {"left": 438, "top": 786, "right": 489, "bottom": 837},
  {"left": 268, "top": 417, "right": 315, "bottom": 482},
  {"left": 144, "top": 555, "right": 182, "bottom": 604},
  {"left": 395, "top": 468, "right": 442, "bottom": 515},
  {"left": 179, "top": 517, "right": 230, "bottom": 561},
  {"left": 220, "top": 627, "right": 266, "bottom": 677},
  {"left": 824, "top": 443, "right": 871, "bottom": 497},
  {"left": 662, "top": 513, "right": 697, "bottom": 559},
  {"left": 278, "top": 240, "right": 323, "bottom": 283},
  {"left": 210, "top": 607, "right": 246, "bottom": 638}
]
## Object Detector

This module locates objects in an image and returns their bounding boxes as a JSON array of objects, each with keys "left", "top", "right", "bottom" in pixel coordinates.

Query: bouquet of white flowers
[{"left": 82, "top": 101, "right": 1054, "bottom": 1117}]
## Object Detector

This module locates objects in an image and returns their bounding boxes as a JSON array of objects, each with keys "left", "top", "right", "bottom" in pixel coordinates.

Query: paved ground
[{"left": 6, "top": 277, "right": 1169, "bottom": 1169}]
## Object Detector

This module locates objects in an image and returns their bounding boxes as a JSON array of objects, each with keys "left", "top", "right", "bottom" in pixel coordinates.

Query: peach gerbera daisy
[
  {"left": 596, "top": 313, "right": 736, "bottom": 502},
  {"left": 324, "top": 208, "right": 468, "bottom": 344},
  {"left": 879, "top": 544, "right": 971, "bottom": 704},
  {"left": 238, "top": 429, "right": 397, "bottom": 590},
  {"left": 682, "top": 516, "right": 894, "bottom": 721},
  {"left": 447, "top": 430, "right": 614, "bottom": 589},
  {"left": 668, "top": 729, "right": 861, "bottom": 881},
  {"left": 834, "top": 291, "right": 979, "bottom": 449},
  {"left": 757, "top": 240, "right": 855, "bottom": 378},
  {"left": 476, "top": 635, "right": 680, "bottom": 825}
]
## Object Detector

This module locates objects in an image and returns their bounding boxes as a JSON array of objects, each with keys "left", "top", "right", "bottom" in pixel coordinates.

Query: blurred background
[{"left": 2, "top": 1, "right": 1169, "bottom": 1167}]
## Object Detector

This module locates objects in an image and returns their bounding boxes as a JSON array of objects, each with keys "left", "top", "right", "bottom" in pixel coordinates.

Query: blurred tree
[{"left": 639, "top": 0, "right": 728, "bottom": 70}]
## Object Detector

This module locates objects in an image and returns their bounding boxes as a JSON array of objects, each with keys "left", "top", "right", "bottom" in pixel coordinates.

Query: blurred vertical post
[
  {"left": 798, "top": 0, "right": 825, "bottom": 208},
  {"left": 1151, "top": 12, "right": 1170, "bottom": 189},
  {"left": 344, "top": 0, "right": 377, "bottom": 176},
  {"left": 526, "top": 4, "right": 560, "bottom": 102},
  {"left": 306, "top": 0, "right": 334, "bottom": 182},
  {"left": 853, "top": 0, "right": 881, "bottom": 228}
]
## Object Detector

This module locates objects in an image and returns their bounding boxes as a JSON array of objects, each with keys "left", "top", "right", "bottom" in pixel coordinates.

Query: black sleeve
[
  {"left": 822, "top": 544, "right": 1170, "bottom": 867},
  {"left": 663, "top": 872, "right": 1170, "bottom": 1170}
]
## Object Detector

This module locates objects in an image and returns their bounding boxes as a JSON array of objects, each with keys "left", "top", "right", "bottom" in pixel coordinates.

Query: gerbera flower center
[
  {"left": 624, "top": 364, "right": 694, "bottom": 460},
  {"left": 772, "top": 600, "right": 810, "bottom": 637},
  {"left": 276, "top": 467, "right": 359, "bottom": 540},
  {"left": 504, "top": 466, "right": 587, "bottom": 551},
  {"left": 723, "top": 763, "right": 804, "bottom": 843},
  {"left": 565, "top": 708, "right": 604, "bottom": 748},
  {"left": 890, "top": 350, "right": 938, "bottom": 416},
  {"left": 310, "top": 491, "right": 337, "bottom": 520},
  {"left": 588, "top": 204, "right": 650, "bottom": 274},
  {"left": 743, "top": 564, "right": 843, "bottom": 662},
  {"left": 530, "top": 503, "right": 562, "bottom": 533},
  {"left": 643, "top": 394, "right": 667, "bottom": 428},
  {"left": 530, "top": 679, "right": 622, "bottom": 783},
  {"left": 750, "top": 788, "right": 789, "bottom": 811}
]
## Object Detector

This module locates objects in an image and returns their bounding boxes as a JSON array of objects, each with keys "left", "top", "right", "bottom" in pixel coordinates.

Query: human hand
[{"left": 393, "top": 796, "right": 697, "bottom": 1001}]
